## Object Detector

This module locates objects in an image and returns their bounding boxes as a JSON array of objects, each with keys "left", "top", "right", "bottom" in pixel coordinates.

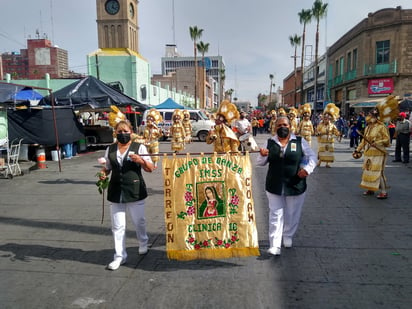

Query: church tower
[{"left": 96, "top": 0, "right": 139, "bottom": 52}]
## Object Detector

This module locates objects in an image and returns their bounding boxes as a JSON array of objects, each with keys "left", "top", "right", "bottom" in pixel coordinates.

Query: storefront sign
[{"left": 368, "top": 78, "right": 393, "bottom": 95}]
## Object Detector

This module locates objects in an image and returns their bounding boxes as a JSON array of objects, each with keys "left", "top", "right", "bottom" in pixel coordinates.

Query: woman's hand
[
  {"left": 129, "top": 153, "right": 145, "bottom": 165},
  {"left": 297, "top": 168, "right": 309, "bottom": 178},
  {"left": 259, "top": 148, "right": 269, "bottom": 156}
]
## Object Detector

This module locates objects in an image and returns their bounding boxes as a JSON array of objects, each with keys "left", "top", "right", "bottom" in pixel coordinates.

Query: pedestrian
[
  {"left": 356, "top": 111, "right": 366, "bottom": 142},
  {"left": 353, "top": 109, "right": 391, "bottom": 199},
  {"left": 335, "top": 115, "right": 347, "bottom": 142},
  {"left": 316, "top": 103, "right": 341, "bottom": 168},
  {"left": 251, "top": 117, "right": 259, "bottom": 137},
  {"left": 387, "top": 121, "right": 396, "bottom": 144},
  {"left": 349, "top": 121, "right": 359, "bottom": 148},
  {"left": 393, "top": 112, "right": 411, "bottom": 163},
  {"left": 234, "top": 111, "right": 252, "bottom": 139},
  {"left": 99, "top": 120, "right": 155, "bottom": 270},
  {"left": 257, "top": 116, "right": 317, "bottom": 256},
  {"left": 258, "top": 117, "right": 265, "bottom": 134}
]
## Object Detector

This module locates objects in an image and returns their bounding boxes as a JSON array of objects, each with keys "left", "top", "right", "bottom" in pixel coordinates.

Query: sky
[{"left": 1, "top": 0, "right": 411, "bottom": 105}]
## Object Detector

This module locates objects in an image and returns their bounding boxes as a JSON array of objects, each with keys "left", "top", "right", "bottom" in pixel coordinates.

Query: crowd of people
[{"left": 97, "top": 97, "right": 410, "bottom": 267}]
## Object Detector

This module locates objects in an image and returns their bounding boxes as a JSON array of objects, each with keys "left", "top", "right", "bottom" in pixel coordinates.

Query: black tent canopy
[{"left": 39, "top": 76, "right": 148, "bottom": 112}]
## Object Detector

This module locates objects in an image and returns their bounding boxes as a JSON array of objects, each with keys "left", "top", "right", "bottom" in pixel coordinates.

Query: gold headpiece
[
  {"left": 277, "top": 108, "right": 286, "bottom": 116},
  {"left": 288, "top": 107, "right": 298, "bottom": 117},
  {"left": 323, "top": 103, "right": 340, "bottom": 121},
  {"left": 172, "top": 109, "right": 184, "bottom": 121},
  {"left": 217, "top": 100, "right": 239, "bottom": 123},
  {"left": 299, "top": 103, "right": 312, "bottom": 116},
  {"left": 375, "top": 95, "right": 399, "bottom": 123},
  {"left": 146, "top": 108, "right": 162, "bottom": 124},
  {"left": 108, "top": 105, "right": 126, "bottom": 128},
  {"left": 270, "top": 110, "right": 277, "bottom": 117}
]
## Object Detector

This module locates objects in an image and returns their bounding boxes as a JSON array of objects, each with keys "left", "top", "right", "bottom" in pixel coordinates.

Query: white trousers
[
  {"left": 266, "top": 191, "right": 306, "bottom": 249},
  {"left": 110, "top": 199, "right": 148, "bottom": 260}
]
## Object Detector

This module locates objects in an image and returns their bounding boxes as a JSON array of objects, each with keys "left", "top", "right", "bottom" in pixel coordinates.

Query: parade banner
[{"left": 163, "top": 152, "right": 260, "bottom": 260}]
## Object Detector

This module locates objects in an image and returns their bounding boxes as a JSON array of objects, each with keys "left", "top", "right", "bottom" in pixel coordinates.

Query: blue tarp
[
  {"left": 13, "top": 87, "right": 43, "bottom": 101},
  {"left": 154, "top": 98, "right": 188, "bottom": 109}
]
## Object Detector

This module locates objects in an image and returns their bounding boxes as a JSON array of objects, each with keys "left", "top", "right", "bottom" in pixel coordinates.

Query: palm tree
[
  {"left": 312, "top": 0, "right": 328, "bottom": 111},
  {"left": 289, "top": 34, "right": 302, "bottom": 107},
  {"left": 189, "top": 26, "right": 204, "bottom": 108},
  {"left": 225, "top": 88, "right": 234, "bottom": 101},
  {"left": 298, "top": 9, "right": 312, "bottom": 103},
  {"left": 269, "top": 74, "right": 274, "bottom": 104},
  {"left": 219, "top": 68, "right": 226, "bottom": 105},
  {"left": 197, "top": 41, "right": 210, "bottom": 109}
]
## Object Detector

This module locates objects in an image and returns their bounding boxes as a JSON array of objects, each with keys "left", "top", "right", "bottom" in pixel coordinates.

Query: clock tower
[{"left": 96, "top": 0, "right": 139, "bottom": 52}]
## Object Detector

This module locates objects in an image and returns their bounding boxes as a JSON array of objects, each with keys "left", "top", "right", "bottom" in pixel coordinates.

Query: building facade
[
  {"left": 327, "top": 7, "right": 412, "bottom": 116},
  {"left": 1, "top": 38, "right": 69, "bottom": 79},
  {"left": 161, "top": 44, "right": 225, "bottom": 106},
  {"left": 302, "top": 54, "right": 327, "bottom": 112},
  {"left": 283, "top": 67, "right": 302, "bottom": 108}
]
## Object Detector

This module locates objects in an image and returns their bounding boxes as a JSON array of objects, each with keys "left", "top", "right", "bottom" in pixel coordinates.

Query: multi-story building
[
  {"left": 1, "top": 38, "right": 69, "bottom": 79},
  {"left": 327, "top": 6, "right": 412, "bottom": 116},
  {"left": 283, "top": 67, "right": 302, "bottom": 108},
  {"left": 302, "top": 54, "right": 327, "bottom": 112},
  {"left": 161, "top": 44, "right": 225, "bottom": 106}
]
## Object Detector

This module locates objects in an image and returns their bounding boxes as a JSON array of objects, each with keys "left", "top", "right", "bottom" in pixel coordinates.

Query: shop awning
[{"left": 347, "top": 98, "right": 381, "bottom": 108}]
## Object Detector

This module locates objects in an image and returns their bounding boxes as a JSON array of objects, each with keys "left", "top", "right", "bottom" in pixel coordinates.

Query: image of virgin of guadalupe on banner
[{"left": 163, "top": 152, "right": 260, "bottom": 261}]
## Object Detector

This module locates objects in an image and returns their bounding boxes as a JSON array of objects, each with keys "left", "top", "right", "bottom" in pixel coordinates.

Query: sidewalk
[{"left": 0, "top": 135, "right": 411, "bottom": 308}]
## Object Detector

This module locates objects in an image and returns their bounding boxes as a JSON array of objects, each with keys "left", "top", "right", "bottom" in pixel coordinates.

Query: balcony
[
  {"left": 364, "top": 60, "right": 397, "bottom": 75},
  {"left": 345, "top": 69, "right": 357, "bottom": 81}
]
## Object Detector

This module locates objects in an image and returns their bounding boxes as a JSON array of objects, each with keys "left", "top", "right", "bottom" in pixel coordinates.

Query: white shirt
[
  {"left": 235, "top": 118, "right": 251, "bottom": 134},
  {"left": 104, "top": 143, "right": 153, "bottom": 171}
]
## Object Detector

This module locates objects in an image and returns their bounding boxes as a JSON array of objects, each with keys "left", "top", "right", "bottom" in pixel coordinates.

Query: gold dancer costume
[
  {"left": 353, "top": 95, "right": 398, "bottom": 199},
  {"left": 182, "top": 110, "right": 193, "bottom": 143},
  {"left": 206, "top": 100, "right": 240, "bottom": 152},
  {"left": 170, "top": 109, "right": 186, "bottom": 152},
  {"left": 143, "top": 108, "right": 163, "bottom": 167},
  {"left": 316, "top": 103, "right": 340, "bottom": 167},
  {"left": 297, "top": 103, "right": 315, "bottom": 146}
]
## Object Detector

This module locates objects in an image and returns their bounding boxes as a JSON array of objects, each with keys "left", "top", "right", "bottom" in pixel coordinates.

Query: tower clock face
[{"left": 105, "top": 0, "right": 120, "bottom": 15}]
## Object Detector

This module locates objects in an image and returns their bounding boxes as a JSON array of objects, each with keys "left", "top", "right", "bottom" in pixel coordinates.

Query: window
[
  {"left": 347, "top": 52, "right": 352, "bottom": 72},
  {"left": 376, "top": 40, "right": 390, "bottom": 64},
  {"left": 339, "top": 57, "right": 344, "bottom": 74},
  {"left": 335, "top": 60, "right": 339, "bottom": 77},
  {"left": 353, "top": 49, "right": 357, "bottom": 69}
]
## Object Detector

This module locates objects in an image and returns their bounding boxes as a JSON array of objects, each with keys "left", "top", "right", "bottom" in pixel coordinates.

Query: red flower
[
  {"left": 202, "top": 240, "right": 209, "bottom": 247},
  {"left": 188, "top": 237, "right": 195, "bottom": 243},
  {"left": 225, "top": 243, "right": 231, "bottom": 248},
  {"left": 194, "top": 244, "right": 201, "bottom": 250},
  {"left": 216, "top": 240, "right": 223, "bottom": 246},
  {"left": 184, "top": 192, "right": 193, "bottom": 202},
  {"left": 187, "top": 206, "right": 195, "bottom": 215},
  {"left": 231, "top": 236, "right": 237, "bottom": 242}
]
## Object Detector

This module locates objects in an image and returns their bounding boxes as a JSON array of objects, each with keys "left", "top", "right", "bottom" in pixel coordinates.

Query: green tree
[
  {"left": 289, "top": 34, "right": 302, "bottom": 107},
  {"left": 189, "top": 26, "right": 204, "bottom": 108},
  {"left": 219, "top": 68, "right": 226, "bottom": 105},
  {"left": 312, "top": 0, "right": 328, "bottom": 110},
  {"left": 298, "top": 9, "right": 312, "bottom": 103},
  {"left": 197, "top": 41, "right": 210, "bottom": 109}
]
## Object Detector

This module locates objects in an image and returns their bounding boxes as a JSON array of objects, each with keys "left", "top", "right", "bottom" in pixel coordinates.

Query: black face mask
[
  {"left": 277, "top": 127, "right": 290, "bottom": 138},
  {"left": 116, "top": 133, "right": 131, "bottom": 144}
]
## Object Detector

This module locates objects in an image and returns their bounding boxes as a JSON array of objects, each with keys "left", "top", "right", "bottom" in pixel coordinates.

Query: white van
[{"left": 139, "top": 109, "right": 214, "bottom": 142}]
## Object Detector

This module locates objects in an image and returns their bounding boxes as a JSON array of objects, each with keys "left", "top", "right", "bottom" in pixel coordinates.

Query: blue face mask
[{"left": 116, "top": 133, "right": 131, "bottom": 144}]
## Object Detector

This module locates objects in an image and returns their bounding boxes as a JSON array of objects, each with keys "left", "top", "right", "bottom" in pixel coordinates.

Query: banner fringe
[{"left": 167, "top": 247, "right": 260, "bottom": 261}]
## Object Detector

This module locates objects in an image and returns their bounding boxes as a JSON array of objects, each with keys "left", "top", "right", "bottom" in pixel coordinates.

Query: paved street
[{"left": 0, "top": 133, "right": 411, "bottom": 309}]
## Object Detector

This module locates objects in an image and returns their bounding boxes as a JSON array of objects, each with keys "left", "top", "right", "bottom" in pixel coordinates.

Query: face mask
[
  {"left": 116, "top": 133, "right": 131, "bottom": 144},
  {"left": 277, "top": 127, "right": 290, "bottom": 138}
]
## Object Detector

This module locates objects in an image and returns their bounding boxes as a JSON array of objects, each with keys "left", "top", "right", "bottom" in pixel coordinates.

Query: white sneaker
[
  {"left": 138, "top": 245, "right": 148, "bottom": 255},
  {"left": 283, "top": 237, "right": 293, "bottom": 248},
  {"left": 107, "top": 258, "right": 126, "bottom": 270},
  {"left": 267, "top": 247, "right": 281, "bottom": 256}
]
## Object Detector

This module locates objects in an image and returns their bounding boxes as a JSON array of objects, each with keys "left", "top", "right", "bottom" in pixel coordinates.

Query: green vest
[
  {"left": 265, "top": 137, "right": 306, "bottom": 196},
  {"left": 107, "top": 142, "right": 148, "bottom": 203}
]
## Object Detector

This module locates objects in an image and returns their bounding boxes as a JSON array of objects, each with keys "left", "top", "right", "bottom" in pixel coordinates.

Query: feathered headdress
[
  {"left": 288, "top": 107, "right": 298, "bottom": 117},
  {"left": 277, "top": 108, "right": 286, "bottom": 116},
  {"left": 217, "top": 100, "right": 239, "bottom": 123},
  {"left": 299, "top": 103, "right": 312, "bottom": 117},
  {"left": 108, "top": 105, "right": 126, "bottom": 128},
  {"left": 323, "top": 103, "right": 340, "bottom": 121},
  {"left": 172, "top": 109, "right": 184, "bottom": 121},
  {"left": 146, "top": 108, "right": 162, "bottom": 124},
  {"left": 375, "top": 95, "right": 399, "bottom": 123}
]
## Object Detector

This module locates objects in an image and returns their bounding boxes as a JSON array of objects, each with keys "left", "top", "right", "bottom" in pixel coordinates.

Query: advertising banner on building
[
  {"left": 163, "top": 153, "right": 260, "bottom": 261},
  {"left": 368, "top": 78, "right": 394, "bottom": 95}
]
